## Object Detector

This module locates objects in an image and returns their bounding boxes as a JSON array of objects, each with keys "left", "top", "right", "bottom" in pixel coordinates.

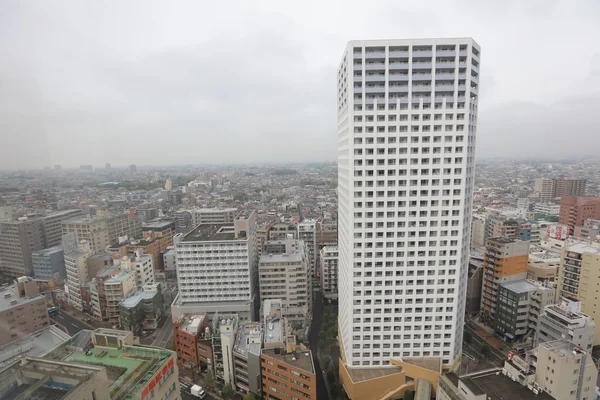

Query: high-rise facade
[
  {"left": 535, "top": 178, "right": 587, "bottom": 202},
  {"left": 297, "top": 219, "right": 317, "bottom": 278},
  {"left": 337, "top": 38, "right": 480, "bottom": 374}
]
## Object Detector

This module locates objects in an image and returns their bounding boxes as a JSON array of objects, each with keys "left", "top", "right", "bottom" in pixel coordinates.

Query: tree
[
  {"left": 480, "top": 343, "right": 491, "bottom": 358},
  {"left": 222, "top": 382, "right": 234, "bottom": 399},
  {"left": 243, "top": 393, "right": 257, "bottom": 400},
  {"left": 326, "top": 369, "right": 336, "bottom": 384},
  {"left": 464, "top": 331, "right": 472, "bottom": 344},
  {"left": 203, "top": 372, "right": 214, "bottom": 386},
  {"left": 403, "top": 390, "right": 415, "bottom": 400}
]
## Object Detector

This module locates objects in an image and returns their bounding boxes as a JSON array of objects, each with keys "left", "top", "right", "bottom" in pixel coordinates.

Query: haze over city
[{"left": 1, "top": 0, "right": 599, "bottom": 169}]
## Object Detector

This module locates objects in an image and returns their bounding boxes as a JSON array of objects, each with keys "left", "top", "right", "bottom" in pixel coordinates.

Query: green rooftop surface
[{"left": 64, "top": 347, "right": 142, "bottom": 390}]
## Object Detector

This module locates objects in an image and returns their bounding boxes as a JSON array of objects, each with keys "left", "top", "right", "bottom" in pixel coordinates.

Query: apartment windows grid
[{"left": 338, "top": 38, "right": 480, "bottom": 368}]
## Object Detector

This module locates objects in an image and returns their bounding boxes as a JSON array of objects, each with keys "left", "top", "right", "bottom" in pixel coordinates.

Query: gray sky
[{"left": 1, "top": 0, "right": 599, "bottom": 169}]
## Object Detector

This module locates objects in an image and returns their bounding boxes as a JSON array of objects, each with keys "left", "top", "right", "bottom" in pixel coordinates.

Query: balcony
[
  {"left": 353, "top": 52, "right": 363, "bottom": 59},
  {"left": 412, "top": 62, "right": 432, "bottom": 69},
  {"left": 365, "top": 86, "right": 385, "bottom": 93},
  {"left": 365, "top": 52, "right": 386, "bottom": 59},
  {"left": 389, "top": 86, "right": 409, "bottom": 93},
  {"left": 389, "top": 62, "right": 409, "bottom": 70},
  {"left": 412, "top": 74, "right": 432, "bottom": 81},
  {"left": 413, "top": 50, "right": 433, "bottom": 57},
  {"left": 435, "top": 85, "right": 455, "bottom": 92},
  {"left": 412, "top": 86, "right": 432, "bottom": 92},
  {"left": 436, "top": 50, "right": 456, "bottom": 57},
  {"left": 389, "top": 50, "right": 409, "bottom": 57},
  {"left": 389, "top": 74, "right": 410, "bottom": 81},
  {"left": 366, "top": 74, "right": 385, "bottom": 82},
  {"left": 353, "top": 75, "right": 363, "bottom": 82},
  {"left": 365, "top": 63, "right": 386, "bottom": 71}
]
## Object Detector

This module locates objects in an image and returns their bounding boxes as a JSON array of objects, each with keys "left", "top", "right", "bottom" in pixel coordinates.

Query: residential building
[
  {"left": 61, "top": 209, "right": 142, "bottom": 253},
  {"left": 120, "top": 250, "right": 155, "bottom": 287},
  {"left": 259, "top": 237, "right": 311, "bottom": 328},
  {"left": 173, "top": 313, "right": 212, "bottom": 368},
  {"left": 136, "top": 206, "right": 159, "bottom": 222},
  {"left": 536, "top": 299, "right": 594, "bottom": 350},
  {"left": 0, "top": 277, "right": 50, "bottom": 346},
  {"left": 337, "top": 39, "right": 480, "bottom": 389},
  {"left": 485, "top": 214, "right": 521, "bottom": 240},
  {"left": 42, "top": 328, "right": 180, "bottom": 400},
  {"left": 559, "top": 197, "right": 600, "bottom": 235},
  {"left": 556, "top": 240, "right": 600, "bottom": 344},
  {"left": 320, "top": 245, "right": 339, "bottom": 299},
  {"left": 191, "top": 207, "right": 237, "bottom": 227},
  {"left": 163, "top": 247, "right": 177, "bottom": 281},
  {"left": 172, "top": 211, "right": 257, "bottom": 322},
  {"left": 174, "top": 210, "right": 193, "bottom": 234},
  {"left": 90, "top": 265, "right": 136, "bottom": 326},
  {"left": 535, "top": 178, "right": 586, "bottom": 202},
  {"left": 470, "top": 214, "right": 486, "bottom": 248},
  {"left": 481, "top": 238, "right": 529, "bottom": 321},
  {"left": 64, "top": 240, "right": 93, "bottom": 310},
  {"left": 212, "top": 315, "right": 238, "bottom": 386},
  {"left": 0, "top": 217, "right": 46, "bottom": 278},
  {"left": 233, "top": 322, "right": 263, "bottom": 396},
  {"left": 316, "top": 221, "right": 337, "bottom": 249},
  {"left": 256, "top": 222, "right": 272, "bottom": 258},
  {"left": 298, "top": 219, "right": 317, "bottom": 278},
  {"left": 268, "top": 223, "right": 297, "bottom": 241},
  {"left": 42, "top": 209, "right": 84, "bottom": 247},
  {"left": 466, "top": 257, "right": 483, "bottom": 315},
  {"left": 32, "top": 246, "right": 65, "bottom": 281},
  {"left": 119, "top": 283, "right": 164, "bottom": 334},
  {"left": 533, "top": 203, "right": 561, "bottom": 217},
  {"left": 534, "top": 178, "right": 555, "bottom": 203},
  {"left": 494, "top": 280, "right": 555, "bottom": 341},
  {"left": 437, "top": 370, "right": 554, "bottom": 400},
  {"left": 261, "top": 309, "right": 317, "bottom": 400}
]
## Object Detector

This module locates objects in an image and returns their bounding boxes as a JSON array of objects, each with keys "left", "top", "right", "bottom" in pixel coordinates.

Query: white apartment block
[
  {"left": 64, "top": 241, "right": 92, "bottom": 310},
  {"left": 120, "top": 250, "right": 155, "bottom": 287},
  {"left": 298, "top": 219, "right": 317, "bottom": 279},
  {"left": 172, "top": 211, "right": 257, "bottom": 321},
  {"left": 337, "top": 38, "right": 480, "bottom": 369},
  {"left": 533, "top": 203, "right": 561, "bottom": 216},
  {"left": 259, "top": 237, "right": 311, "bottom": 327},
  {"left": 320, "top": 245, "right": 339, "bottom": 299},
  {"left": 191, "top": 207, "right": 237, "bottom": 227},
  {"left": 536, "top": 299, "right": 595, "bottom": 351}
]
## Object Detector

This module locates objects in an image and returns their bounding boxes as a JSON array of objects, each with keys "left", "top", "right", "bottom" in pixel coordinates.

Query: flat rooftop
[
  {"left": 177, "top": 313, "right": 207, "bottom": 335},
  {"left": 181, "top": 223, "right": 239, "bottom": 242},
  {"left": 501, "top": 280, "right": 540, "bottom": 294},
  {"left": 539, "top": 339, "right": 582, "bottom": 357},
  {"left": 0, "top": 284, "right": 44, "bottom": 311},
  {"left": 262, "top": 348, "right": 315, "bottom": 374},
  {"left": 567, "top": 242, "right": 600, "bottom": 255},
  {"left": 120, "top": 290, "right": 157, "bottom": 308},
  {"left": 32, "top": 246, "right": 63, "bottom": 257},
  {"left": 461, "top": 371, "right": 554, "bottom": 400},
  {"left": 345, "top": 365, "right": 403, "bottom": 383},
  {"left": 142, "top": 220, "right": 175, "bottom": 230},
  {"left": 234, "top": 322, "right": 262, "bottom": 357},
  {"left": 0, "top": 326, "right": 71, "bottom": 365},
  {"left": 105, "top": 268, "right": 133, "bottom": 283},
  {"left": 45, "top": 330, "right": 174, "bottom": 399}
]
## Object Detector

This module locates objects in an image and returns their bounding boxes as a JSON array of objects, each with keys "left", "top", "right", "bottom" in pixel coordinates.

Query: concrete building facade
[
  {"left": 298, "top": 219, "right": 317, "bottom": 278},
  {"left": 337, "top": 38, "right": 480, "bottom": 377},
  {"left": 320, "top": 245, "right": 339, "bottom": 299},
  {"left": 0, "top": 217, "right": 46, "bottom": 278},
  {"left": 536, "top": 299, "right": 595, "bottom": 351},
  {"left": 32, "top": 246, "right": 65, "bottom": 281},
  {"left": 559, "top": 197, "right": 600, "bottom": 235}
]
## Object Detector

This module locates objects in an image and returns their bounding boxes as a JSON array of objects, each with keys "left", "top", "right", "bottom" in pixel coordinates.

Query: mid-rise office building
[
  {"left": 556, "top": 240, "right": 600, "bottom": 344},
  {"left": 61, "top": 209, "right": 142, "bottom": 253},
  {"left": 173, "top": 313, "right": 212, "bottom": 369},
  {"left": 494, "top": 280, "right": 555, "bottom": 341},
  {"left": 259, "top": 237, "right": 311, "bottom": 327},
  {"left": 559, "top": 197, "right": 600, "bottom": 235},
  {"left": 172, "top": 211, "right": 257, "bottom": 321},
  {"left": 120, "top": 250, "right": 155, "bottom": 287},
  {"left": 90, "top": 264, "right": 136, "bottom": 326},
  {"left": 536, "top": 299, "right": 595, "bottom": 350},
  {"left": 42, "top": 209, "right": 84, "bottom": 247},
  {"left": 32, "top": 246, "right": 65, "bottom": 281},
  {"left": 481, "top": 238, "right": 529, "bottom": 320},
  {"left": 298, "top": 219, "right": 317, "bottom": 278},
  {"left": 233, "top": 322, "right": 263, "bottom": 396},
  {"left": 320, "top": 245, "right": 339, "bottom": 299},
  {"left": 119, "top": 283, "right": 164, "bottom": 334},
  {"left": 337, "top": 38, "right": 480, "bottom": 397},
  {"left": 0, "top": 217, "right": 46, "bottom": 278},
  {"left": 0, "top": 276, "right": 50, "bottom": 346},
  {"left": 268, "top": 223, "right": 297, "bottom": 241},
  {"left": 191, "top": 207, "right": 237, "bottom": 227}
]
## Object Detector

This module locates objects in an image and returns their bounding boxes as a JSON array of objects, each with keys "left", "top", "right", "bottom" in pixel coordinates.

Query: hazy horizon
[{"left": 1, "top": 0, "right": 600, "bottom": 169}]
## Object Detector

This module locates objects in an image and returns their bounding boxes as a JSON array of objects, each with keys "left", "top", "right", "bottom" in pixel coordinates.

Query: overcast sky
[{"left": 1, "top": 0, "right": 599, "bottom": 169}]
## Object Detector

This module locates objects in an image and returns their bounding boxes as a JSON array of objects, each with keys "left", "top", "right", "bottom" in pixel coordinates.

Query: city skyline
[{"left": 1, "top": 0, "right": 600, "bottom": 169}]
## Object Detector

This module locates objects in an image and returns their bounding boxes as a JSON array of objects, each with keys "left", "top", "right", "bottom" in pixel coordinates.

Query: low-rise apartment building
[
  {"left": 173, "top": 313, "right": 212, "bottom": 369},
  {"left": 320, "top": 245, "right": 338, "bottom": 299},
  {"left": 119, "top": 283, "right": 164, "bottom": 334},
  {"left": 233, "top": 322, "right": 263, "bottom": 396}
]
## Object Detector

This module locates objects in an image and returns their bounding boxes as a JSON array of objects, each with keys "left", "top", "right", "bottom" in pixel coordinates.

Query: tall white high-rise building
[{"left": 337, "top": 38, "right": 480, "bottom": 374}]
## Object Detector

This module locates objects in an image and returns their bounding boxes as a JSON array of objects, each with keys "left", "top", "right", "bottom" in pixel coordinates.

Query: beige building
[
  {"left": 61, "top": 209, "right": 142, "bottom": 253},
  {"left": 191, "top": 207, "right": 237, "bottom": 227},
  {"left": 0, "top": 276, "right": 50, "bottom": 346},
  {"left": 64, "top": 241, "right": 93, "bottom": 310},
  {"left": 470, "top": 214, "right": 486, "bottom": 248},
  {"left": 0, "top": 217, "right": 46, "bottom": 278},
  {"left": 535, "top": 178, "right": 586, "bottom": 203},
  {"left": 320, "top": 245, "right": 338, "bottom": 299},
  {"left": 556, "top": 240, "right": 600, "bottom": 345}
]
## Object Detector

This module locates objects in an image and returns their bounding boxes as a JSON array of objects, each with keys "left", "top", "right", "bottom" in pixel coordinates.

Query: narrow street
[{"left": 309, "top": 287, "right": 330, "bottom": 400}]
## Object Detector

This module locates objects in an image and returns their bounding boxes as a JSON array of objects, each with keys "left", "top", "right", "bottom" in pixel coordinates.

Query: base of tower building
[{"left": 338, "top": 357, "right": 442, "bottom": 400}]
